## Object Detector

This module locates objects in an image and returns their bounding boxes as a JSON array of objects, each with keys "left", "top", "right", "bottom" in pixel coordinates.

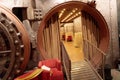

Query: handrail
[
  {"left": 60, "top": 42, "right": 71, "bottom": 80},
  {"left": 83, "top": 39, "right": 106, "bottom": 80},
  {"left": 83, "top": 39, "right": 106, "bottom": 56},
  {"left": 85, "top": 59, "right": 103, "bottom": 80},
  {"left": 60, "top": 39, "right": 106, "bottom": 80}
]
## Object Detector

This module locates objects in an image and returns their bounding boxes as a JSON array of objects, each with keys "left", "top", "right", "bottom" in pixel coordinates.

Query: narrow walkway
[
  {"left": 62, "top": 40, "right": 102, "bottom": 80},
  {"left": 71, "top": 60, "right": 102, "bottom": 80},
  {"left": 62, "top": 41, "right": 84, "bottom": 62}
]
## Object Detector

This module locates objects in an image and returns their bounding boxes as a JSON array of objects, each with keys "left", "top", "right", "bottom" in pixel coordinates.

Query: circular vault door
[{"left": 0, "top": 5, "right": 30, "bottom": 80}]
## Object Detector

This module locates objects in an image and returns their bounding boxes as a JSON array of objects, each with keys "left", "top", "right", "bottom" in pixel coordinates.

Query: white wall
[
  {"left": 73, "top": 16, "right": 82, "bottom": 32},
  {"left": 64, "top": 23, "right": 73, "bottom": 32},
  {"left": 73, "top": 16, "right": 83, "bottom": 47}
]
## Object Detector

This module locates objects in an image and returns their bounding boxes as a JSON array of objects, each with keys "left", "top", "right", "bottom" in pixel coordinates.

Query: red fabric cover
[
  {"left": 50, "top": 68, "right": 64, "bottom": 80},
  {"left": 38, "top": 59, "right": 61, "bottom": 71},
  {"left": 14, "top": 59, "right": 64, "bottom": 80},
  {"left": 67, "top": 36, "right": 72, "bottom": 41},
  {"left": 38, "top": 59, "right": 64, "bottom": 80},
  {"left": 62, "top": 34, "right": 65, "bottom": 40},
  {"left": 38, "top": 68, "right": 64, "bottom": 80},
  {"left": 38, "top": 70, "right": 51, "bottom": 80}
]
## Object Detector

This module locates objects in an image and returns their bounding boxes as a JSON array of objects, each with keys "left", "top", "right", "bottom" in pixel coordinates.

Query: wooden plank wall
[
  {"left": 42, "top": 13, "right": 61, "bottom": 59},
  {"left": 82, "top": 11, "right": 100, "bottom": 60}
]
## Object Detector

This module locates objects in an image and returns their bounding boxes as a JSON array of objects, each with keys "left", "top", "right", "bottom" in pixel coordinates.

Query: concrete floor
[{"left": 62, "top": 41, "right": 84, "bottom": 62}]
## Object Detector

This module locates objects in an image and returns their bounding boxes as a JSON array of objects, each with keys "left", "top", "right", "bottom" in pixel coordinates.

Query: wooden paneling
[
  {"left": 81, "top": 11, "right": 100, "bottom": 60},
  {"left": 42, "top": 13, "right": 61, "bottom": 59}
]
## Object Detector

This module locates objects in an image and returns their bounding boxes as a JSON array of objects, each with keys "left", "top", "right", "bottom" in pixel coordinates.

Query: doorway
[
  {"left": 59, "top": 8, "right": 84, "bottom": 62},
  {"left": 37, "top": 1, "right": 109, "bottom": 62}
]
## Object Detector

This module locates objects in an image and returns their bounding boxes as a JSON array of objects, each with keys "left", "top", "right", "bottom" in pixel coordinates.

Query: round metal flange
[
  {"left": 0, "top": 4, "right": 30, "bottom": 79},
  {"left": 37, "top": 1, "right": 109, "bottom": 58}
]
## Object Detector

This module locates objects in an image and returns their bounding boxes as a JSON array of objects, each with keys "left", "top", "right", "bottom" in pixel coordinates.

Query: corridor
[{"left": 62, "top": 41, "right": 84, "bottom": 62}]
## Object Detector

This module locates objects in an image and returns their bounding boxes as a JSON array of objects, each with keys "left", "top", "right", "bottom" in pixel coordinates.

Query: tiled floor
[{"left": 63, "top": 41, "right": 84, "bottom": 62}]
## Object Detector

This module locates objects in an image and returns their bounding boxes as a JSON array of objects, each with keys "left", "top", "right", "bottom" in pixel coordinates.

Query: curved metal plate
[{"left": 0, "top": 4, "right": 30, "bottom": 79}]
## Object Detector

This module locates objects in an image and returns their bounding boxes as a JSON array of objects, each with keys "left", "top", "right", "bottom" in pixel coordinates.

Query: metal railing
[
  {"left": 83, "top": 39, "right": 106, "bottom": 80},
  {"left": 60, "top": 42, "right": 71, "bottom": 80}
]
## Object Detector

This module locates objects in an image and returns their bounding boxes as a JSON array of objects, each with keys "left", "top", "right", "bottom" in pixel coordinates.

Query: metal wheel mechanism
[{"left": 0, "top": 5, "right": 30, "bottom": 80}]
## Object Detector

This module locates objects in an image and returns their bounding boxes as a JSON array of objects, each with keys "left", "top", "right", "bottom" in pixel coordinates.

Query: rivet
[
  {"left": 20, "top": 45, "right": 24, "bottom": 48},
  {"left": 9, "top": 28, "right": 14, "bottom": 33},
  {"left": 16, "top": 32, "right": 21, "bottom": 37},
  {"left": 9, "top": 21, "right": 13, "bottom": 25},
  {"left": 14, "top": 64, "right": 18, "bottom": 68},
  {"left": 15, "top": 40, "right": 19, "bottom": 44},
  {"left": 3, "top": 54, "right": 6, "bottom": 57},
  {"left": 16, "top": 69, "right": 21, "bottom": 73},
  {"left": 16, "top": 52, "right": 20, "bottom": 56},
  {"left": 20, "top": 57, "right": 24, "bottom": 61}
]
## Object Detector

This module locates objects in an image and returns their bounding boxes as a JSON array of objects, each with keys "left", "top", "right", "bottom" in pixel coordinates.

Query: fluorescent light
[{"left": 59, "top": 8, "right": 66, "bottom": 18}]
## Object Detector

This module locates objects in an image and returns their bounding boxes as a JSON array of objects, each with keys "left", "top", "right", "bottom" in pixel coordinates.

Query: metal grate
[{"left": 71, "top": 60, "right": 102, "bottom": 80}]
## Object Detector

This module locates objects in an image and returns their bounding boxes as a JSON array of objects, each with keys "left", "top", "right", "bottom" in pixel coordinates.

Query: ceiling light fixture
[
  {"left": 66, "top": 11, "right": 81, "bottom": 22},
  {"left": 59, "top": 8, "right": 66, "bottom": 18},
  {"left": 61, "top": 8, "right": 78, "bottom": 22}
]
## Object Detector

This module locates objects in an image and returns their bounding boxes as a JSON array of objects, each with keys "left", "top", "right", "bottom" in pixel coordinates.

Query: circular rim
[
  {"left": 0, "top": 4, "right": 30, "bottom": 73},
  {"left": 37, "top": 1, "right": 109, "bottom": 59},
  {"left": 0, "top": 22, "right": 15, "bottom": 79}
]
